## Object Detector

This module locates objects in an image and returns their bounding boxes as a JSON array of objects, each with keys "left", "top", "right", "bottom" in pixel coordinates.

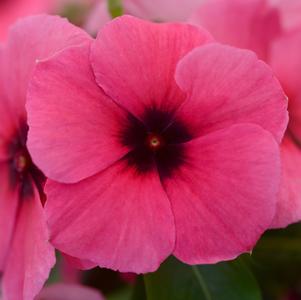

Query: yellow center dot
[
  {"left": 151, "top": 137, "right": 160, "bottom": 147},
  {"left": 147, "top": 134, "right": 163, "bottom": 150},
  {"left": 14, "top": 154, "right": 28, "bottom": 173}
]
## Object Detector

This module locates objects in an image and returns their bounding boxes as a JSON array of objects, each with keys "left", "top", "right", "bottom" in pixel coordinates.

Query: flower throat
[{"left": 121, "top": 108, "right": 192, "bottom": 178}]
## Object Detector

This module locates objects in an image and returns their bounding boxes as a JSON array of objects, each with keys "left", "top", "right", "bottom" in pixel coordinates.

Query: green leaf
[
  {"left": 131, "top": 276, "right": 147, "bottom": 300},
  {"left": 108, "top": 0, "right": 123, "bottom": 18},
  {"left": 144, "top": 256, "right": 262, "bottom": 300},
  {"left": 107, "top": 287, "right": 132, "bottom": 300}
]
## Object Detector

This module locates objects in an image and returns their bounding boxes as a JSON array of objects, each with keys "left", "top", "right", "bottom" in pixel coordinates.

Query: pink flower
[
  {"left": 0, "top": 0, "right": 52, "bottom": 41},
  {"left": 190, "top": 0, "right": 301, "bottom": 228},
  {"left": 123, "top": 0, "right": 204, "bottom": 22},
  {"left": 83, "top": 1, "right": 111, "bottom": 36},
  {"left": 0, "top": 15, "right": 89, "bottom": 300},
  {"left": 27, "top": 16, "right": 287, "bottom": 273},
  {"left": 269, "top": 0, "right": 301, "bottom": 31},
  {"left": 0, "top": 0, "right": 99, "bottom": 42},
  {"left": 270, "top": 29, "right": 301, "bottom": 227},
  {"left": 36, "top": 284, "right": 104, "bottom": 300},
  {"left": 84, "top": 0, "right": 204, "bottom": 37},
  {"left": 190, "top": 0, "right": 281, "bottom": 61}
]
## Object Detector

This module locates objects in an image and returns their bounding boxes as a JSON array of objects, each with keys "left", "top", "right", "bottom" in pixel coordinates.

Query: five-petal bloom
[
  {"left": 27, "top": 16, "right": 288, "bottom": 273},
  {"left": 0, "top": 15, "right": 90, "bottom": 300}
]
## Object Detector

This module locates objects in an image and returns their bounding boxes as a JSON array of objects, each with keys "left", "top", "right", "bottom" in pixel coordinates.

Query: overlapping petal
[
  {"left": 162, "top": 124, "right": 280, "bottom": 263},
  {"left": 174, "top": 44, "right": 288, "bottom": 143},
  {"left": 45, "top": 161, "right": 175, "bottom": 273},
  {"left": 63, "top": 254, "right": 97, "bottom": 270},
  {"left": 27, "top": 44, "right": 130, "bottom": 183},
  {"left": 288, "top": 94, "right": 301, "bottom": 142},
  {"left": 0, "top": 164, "right": 19, "bottom": 271},
  {"left": 2, "top": 186, "right": 55, "bottom": 300},
  {"left": 271, "top": 136, "right": 301, "bottom": 228},
  {"left": 270, "top": 28, "right": 301, "bottom": 98},
  {"left": 1, "top": 14, "right": 91, "bottom": 121},
  {"left": 91, "top": 15, "right": 212, "bottom": 121}
]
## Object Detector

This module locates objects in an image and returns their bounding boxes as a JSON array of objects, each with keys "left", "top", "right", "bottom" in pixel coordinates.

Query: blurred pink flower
[
  {"left": 0, "top": 15, "right": 89, "bottom": 300},
  {"left": 123, "top": 0, "right": 204, "bottom": 22},
  {"left": 190, "top": 0, "right": 281, "bottom": 60},
  {"left": 84, "top": 0, "right": 204, "bottom": 37},
  {"left": 269, "top": 0, "right": 301, "bottom": 31},
  {"left": 83, "top": 1, "right": 111, "bottom": 36},
  {"left": 0, "top": 0, "right": 51, "bottom": 41},
  {"left": 36, "top": 284, "right": 104, "bottom": 300},
  {"left": 0, "top": 0, "right": 99, "bottom": 42},
  {"left": 190, "top": 0, "right": 301, "bottom": 228},
  {"left": 27, "top": 16, "right": 287, "bottom": 272},
  {"left": 270, "top": 29, "right": 301, "bottom": 227}
]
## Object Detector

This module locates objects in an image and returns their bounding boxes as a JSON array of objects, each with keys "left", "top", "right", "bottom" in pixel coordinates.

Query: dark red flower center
[
  {"left": 8, "top": 122, "right": 46, "bottom": 202},
  {"left": 146, "top": 133, "right": 164, "bottom": 151},
  {"left": 121, "top": 108, "right": 192, "bottom": 178},
  {"left": 13, "top": 151, "right": 29, "bottom": 173}
]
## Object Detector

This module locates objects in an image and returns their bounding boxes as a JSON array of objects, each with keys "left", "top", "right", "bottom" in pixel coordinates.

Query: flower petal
[
  {"left": 288, "top": 93, "right": 301, "bottom": 142},
  {"left": 270, "top": 28, "right": 301, "bottom": 99},
  {"left": 63, "top": 254, "right": 97, "bottom": 270},
  {"left": 162, "top": 124, "right": 280, "bottom": 264},
  {"left": 91, "top": 15, "right": 212, "bottom": 120},
  {"left": 2, "top": 185, "right": 55, "bottom": 300},
  {"left": 271, "top": 0, "right": 301, "bottom": 31},
  {"left": 84, "top": 1, "right": 111, "bottom": 36},
  {"left": 270, "top": 30, "right": 301, "bottom": 141},
  {"left": 124, "top": 0, "right": 203, "bottom": 22},
  {"left": 271, "top": 136, "right": 301, "bottom": 228},
  {"left": 175, "top": 43, "right": 288, "bottom": 143},
  {"left": 45, "top": 161, "right": 175, "bottom": 273},
  {"left": 1, "top": 14, "right": 91, "bottom": 121},
  {"left": 0, "top": 163, "right": 19, "bottom": 270},
  {"left": 27, "top": 43, "right": 130, "bottom": 184},
  {"left": 0, "top": 0, "right": 52, "bottom": 41},
  {"left": 0, "top": 97, "right": 18, "bottom": 148},
  {"left": 36, "top": 283, "right": 104, "bottom": 300},
  {"left": 0, "top": 47, "right": 19, "bottom": 144},
  {"left": 189, "top": 0, "right": 281, "bottom": 60}
]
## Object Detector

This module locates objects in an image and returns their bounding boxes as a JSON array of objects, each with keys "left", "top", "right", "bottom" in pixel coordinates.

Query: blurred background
[{"left": 1, "top": 0, "right": 301, "bottom": 299}]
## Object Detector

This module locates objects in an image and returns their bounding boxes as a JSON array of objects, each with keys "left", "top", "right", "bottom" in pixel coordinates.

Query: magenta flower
[
  {"left": 123, "top": 0, "right": 204, "bottom": 22},
  {"left": 190, "top": 0, "right": 281, "bottom": 61},
  {"left": 27, "top": 16, "right": 287, "bottom": 273},
  {"left": 270, "top": 0, "right": 301, "bottom": 31},
  {"left": 0, "top": 0, "right": 52, "bottom": 41},
  {"left": 83, "top": 0, "right": 111, "bottom": 36},
  {"left": 84, "top": 0, "right": 204, "bottom": 36},
  {"left": 270, "top": 29, "right": 301, "bottom": 227},
  {"left": 36, "top": 284, "right": 104, "bottom": 300},
  {"left": 0, "top": 15, "right": 89, "bottom": 300},
  {"left": 190, "top": 0, "right": 301, "bottom": 228}
]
